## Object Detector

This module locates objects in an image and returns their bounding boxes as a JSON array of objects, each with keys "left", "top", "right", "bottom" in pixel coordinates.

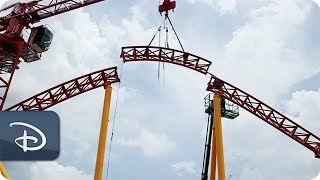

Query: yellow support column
[
  {"left": 0, "top": 162, "right": 9, "bottom": 179},
  {"left": 214, "top": 94, "right": 225, "bottom": 180},
  {"left": 94, "top": 84, "right": 112, "bottom": 180},
  {"left": 210, "top": 125, "right": 216, "bottom": 180}
]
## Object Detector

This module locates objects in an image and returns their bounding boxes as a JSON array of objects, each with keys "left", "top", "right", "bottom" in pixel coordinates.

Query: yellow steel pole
[
  {"left": 209, "top": 124, "right": 217, "bottom": 180},
  {"left": 0, "top": 162, "right": 9, "bottom": 179},
  {"left": 94, "top": 84, "right": 112, "bottom": 180},
  {"left": 214, "top": 94, "right": 225, "bottom": 180}
]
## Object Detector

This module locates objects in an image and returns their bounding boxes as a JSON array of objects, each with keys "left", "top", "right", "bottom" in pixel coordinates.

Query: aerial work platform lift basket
[{"left": 204, "top": 93, "right": 239, "bottom": 119}]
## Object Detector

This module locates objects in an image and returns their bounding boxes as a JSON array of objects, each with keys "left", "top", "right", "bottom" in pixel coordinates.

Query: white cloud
[
  {"left": 284, "top": 89, "right": 320, "bottom": 133},
  {"left": 0, "top": 171, "right": 9, "bottom": 180},
  {"left": 0, "top": 0, "right": 9, "bottom": 9},
  {"left": 3, "top": 0, "right": 320, "bottom": 179},
  {"left": 29, "top": 162, "right": 92, "bottom": 180},
  {"left": 185, "top": 0, "right": 237, "bottom": 14},
  {"left": 171, "top": 160, "right": 197, "bottom": 176},
  {"left": 217, "top": 0, "right": 318, "bottom": 104},
  {"left": 237, "top": 166, "right": 264, "bottom": 180},
  {"left": 312, "top": 171, "right": 320, "bottom": 180},
  {"left": 312, "top": 0, "right": 320, "bottom": 8},
  {"left": 117, "top": 129, "right": 176, "bottom": 157}
]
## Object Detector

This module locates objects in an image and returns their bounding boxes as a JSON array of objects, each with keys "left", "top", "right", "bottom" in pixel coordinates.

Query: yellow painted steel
[
  {"left": 214, "top": 94, "right": 225, "bottom": 180},
  {"left": 0, "top": 162, "right": 9, "bottom": 179},
  {"left": 94, "top": 84, "right": 112, "bottom": 180},
  {"left": 210, "top": 124, "right": 216, "bottom": 180}
]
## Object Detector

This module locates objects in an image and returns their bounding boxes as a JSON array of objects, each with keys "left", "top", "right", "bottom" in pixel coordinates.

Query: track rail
[
  {"left": 206, "top": 75, "right": 320, "bottom": 158},
  {"left": 120, "top": 46, "right": 212, "bottom": 74},
  {"left": 6, "top": 67, "right": 120, "bottom": 111}
]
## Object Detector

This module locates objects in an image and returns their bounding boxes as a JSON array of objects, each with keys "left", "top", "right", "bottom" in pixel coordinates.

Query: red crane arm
[
  {"left": 24, "top": 0, "right": 104, "bottom": 23},
  {"left": 120, "top": 46, "right": 212, "bottom": 75},
  {"left": 6, "top": 67, "right": 120, "bottom": 111},
  {"left": 0, "top": 0, "right": 104, "bottom": 31},
  {"left": 207, "top": 75, "right": 320, "bottom": 158}
]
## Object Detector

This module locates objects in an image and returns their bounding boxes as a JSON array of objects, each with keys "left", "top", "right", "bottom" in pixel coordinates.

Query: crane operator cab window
[{"left": 29, "top": 25, "right": 54, "bottom": 53}]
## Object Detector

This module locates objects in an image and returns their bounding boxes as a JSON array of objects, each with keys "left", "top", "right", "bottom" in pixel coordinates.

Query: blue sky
[{"left": 1, "top": 0, "right": 320, "bottom": 179}]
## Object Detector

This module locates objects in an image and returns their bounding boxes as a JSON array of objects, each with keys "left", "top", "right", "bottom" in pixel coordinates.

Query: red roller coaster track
[
  {"left": 206, "top": 74, "right": 320, "bottom": 158},
  {"left": 121, "top": 46, "right": 320, "bottom": 158},
  {"left": 120, "top": 46, "right": 212, "bottom": 75},
  {"left": 3, "top": 45, "right": 318, "bottom": 160},
  {"left": 6, "top": 67, "right": 120, "bottom": 111}
]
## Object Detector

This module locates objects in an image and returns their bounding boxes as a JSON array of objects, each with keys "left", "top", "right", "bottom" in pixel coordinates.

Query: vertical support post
[
  {"left": 94, "top": 84, "right": 112, "bottom": 180},
  {"left": 214, "top": 93, "right": 225, "bottom": 180},
  {"left": 0, "top": 162, "right": 9, "bottom": 179},
  {"left": 210, "top": 123, "right": 216, "bottom": 180}
]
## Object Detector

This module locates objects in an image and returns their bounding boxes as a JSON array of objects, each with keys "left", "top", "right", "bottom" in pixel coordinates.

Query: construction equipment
[
  {"left": 0, "top": 0, "right": 106, "bottom": 178},
  {"left": 0, "top": 0, "right": 105, "bottom": 110},
  {"left": 202, "top": 94, "right": 239, "bottom": 180}
]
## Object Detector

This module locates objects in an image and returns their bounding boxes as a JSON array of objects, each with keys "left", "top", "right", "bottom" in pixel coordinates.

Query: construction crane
[
  {"left": 0, "top": 0, "right": 106, "bottom": 178},
  {"left": 0, "top": 0, "right": 105, "bottom": 110}
]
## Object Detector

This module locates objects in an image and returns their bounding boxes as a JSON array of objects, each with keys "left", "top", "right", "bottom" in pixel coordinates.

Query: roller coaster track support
[
  {"left": 94, "top": 84, "right": 112, "bottom": 180},
  {"left": 0, "top": 162, "right": 9, "bottom": 179},
  {"left": 211, "top": 94, "right": 226, "bottom": 180},
  {"left": 207, "top": 75, "right": 320, "bottom": 158}
]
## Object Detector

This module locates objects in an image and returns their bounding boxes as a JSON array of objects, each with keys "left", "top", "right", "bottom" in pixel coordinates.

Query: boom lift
[{"left": 202, "top": 94, "right": 239, "bottom": 180}]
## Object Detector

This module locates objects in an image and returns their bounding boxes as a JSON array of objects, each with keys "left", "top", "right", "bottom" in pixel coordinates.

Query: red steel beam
[
  {"left": 0, "top": 0, "right": 104, "bottom": 31},
  {"left": 6, "top": 67, "right": 120, "bottom": 111},
  {"left": 0, "top": 40, "right": 24, "bottom": 110},
  {"left": 120, "top": 46, "right": 212, "bottom": 75},
  {"left": 206, "top": 75, "right": 320, "bottom": 158}
]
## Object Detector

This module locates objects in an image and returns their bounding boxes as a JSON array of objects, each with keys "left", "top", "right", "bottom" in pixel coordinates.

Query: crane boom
[
  {"left": 0, "top": 0, "right": 104, "bottom": 32},
  {"left": 206, "top": 75, "right": 320, "bottom": 158}
]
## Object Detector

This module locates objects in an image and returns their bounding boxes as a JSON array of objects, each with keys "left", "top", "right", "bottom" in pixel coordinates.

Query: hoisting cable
[
  {"left": 147, "top": 18, "right": 166, "bottom": 46},
  {"left": 148, "top": 10, "right": 184, "bottom": 84},
  {"left": 105, "top": 62, "right": 124, "bottom": 180},
  {"left": 167, "top": 16, "right": 184, "bottom": 51},
  {"left": 163, "top": 15, "right": 170, "bottom": 84},
  {"left": 158, "top": 21, "right": 161, "bottom": 84}
]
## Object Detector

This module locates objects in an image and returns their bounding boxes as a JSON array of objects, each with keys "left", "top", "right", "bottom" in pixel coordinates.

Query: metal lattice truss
[
  {"left": 6, "top": 67, "right": 120, "bottom": 111},
  {"left": 0, "top": 41, "right": 22, "bottom": 110},
  {"left": 0, "top": 0, "right": 104, "bottom": 31},
  {"left": 120, "top": 46, "right": 212, "bottom": 74},
  {"left": 0, "top": 45, "right": 18, "bottom": 74},
  {"left": 206, "top": 75, "right": 320, "bottom": 158}
]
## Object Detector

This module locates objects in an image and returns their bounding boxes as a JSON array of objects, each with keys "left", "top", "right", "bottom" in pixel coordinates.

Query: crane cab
[
  {"left": 28, "top": 25, "right": 54, "bottom": 53},
  {"left": 19, "top": 25, "right": 54, "bottom": 63}
]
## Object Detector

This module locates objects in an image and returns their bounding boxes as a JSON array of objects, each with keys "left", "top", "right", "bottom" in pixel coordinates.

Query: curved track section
[
  {"left": 6, "top": 67, "right": 120, "bottom": 111},
  {"left": 120, "top": 46, "right": 212, "bottom": 74},
  {"left": 206, "top": 75, "right": 320, "bottom": 158}
]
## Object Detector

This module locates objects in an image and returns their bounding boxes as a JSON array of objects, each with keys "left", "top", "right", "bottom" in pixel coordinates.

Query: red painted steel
[
  {"left": 0, "top": 41, "right": 24, "bottom": 110},
  {"left": 159, "top": 0, "right": 176, "bottom": 15},
  {"left": 0, "top": 0, "right": 104, "bottom": 32},
  {"left": 0, "top": 0, "right": 104, "bottom": 110},
  {"left": 206, "top": 75, "right": 320, "bottom": 158},
  {"left": 120, "top": 46, "right": 212, "bottom": 75},
  {"left": 6, "top": 67, "right": 120, "bottom": 111}
]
